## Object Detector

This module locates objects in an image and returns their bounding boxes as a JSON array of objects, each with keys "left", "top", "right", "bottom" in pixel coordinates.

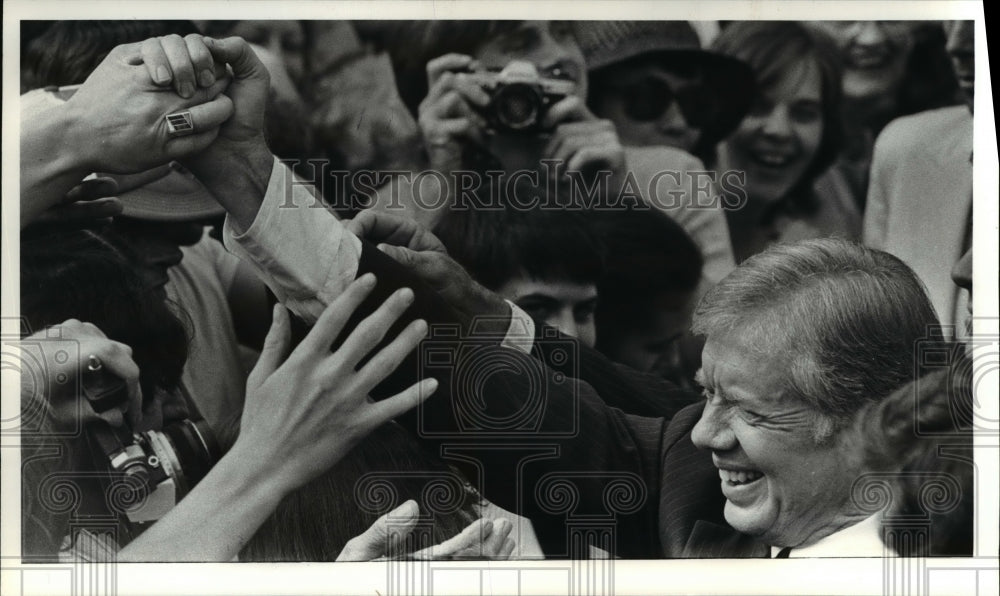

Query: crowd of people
[{"left": 16, "top": 19, "right": 979, "bottom": 563}]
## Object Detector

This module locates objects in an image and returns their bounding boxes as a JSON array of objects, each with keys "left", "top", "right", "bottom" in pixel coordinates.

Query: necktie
[{"left": 774, "top": 547, "right": 792, "bottom": 558}]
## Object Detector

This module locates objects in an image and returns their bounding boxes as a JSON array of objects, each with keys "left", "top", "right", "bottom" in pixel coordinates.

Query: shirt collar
[{"left": 769, "top": 514, "right": 891, "bottom": 558}]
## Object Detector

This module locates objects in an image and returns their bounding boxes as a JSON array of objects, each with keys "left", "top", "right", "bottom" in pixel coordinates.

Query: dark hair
[
  {"left": 240, "top": 422, "right": 480, "bottom": 561},
  {"left": 692, "top": 238, "right": 940, "bottom": 433},
  {"left": 894, "top": 21, "right": 963, "bottom": 119},
  {"left": 857, "top": 357, "right": 973, "bottom": 556},
  {"left": 20, "top": 225, "right": 190, "bottom": 400},
  {"left": 21, "top": 20, "right": 200, "bottom": 92},
  {"left": 592, "top": 207, "right": 702, "bottom": 341},
  {"left": 711, "top": 21, "right": 845, "bottom": 213},
  {"left": 355, "top": 20, "right": 525, "bottom": 116},
  {"left": 20, "top": 225, "right": 191, "bottom": 559},
  {"left": 433, "top": 183, "right": 606, "bottom": 292}
]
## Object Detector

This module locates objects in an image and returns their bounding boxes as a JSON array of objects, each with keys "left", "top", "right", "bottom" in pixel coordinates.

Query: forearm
[
  {"left": 117, "top": 442, "right": 289, "bottom": 562},
  {"left": 186, "top": 139, "right": 274, "bottom": 234},
  {"left": 20, "top": 103, "right": 93, "bottom": 227}
]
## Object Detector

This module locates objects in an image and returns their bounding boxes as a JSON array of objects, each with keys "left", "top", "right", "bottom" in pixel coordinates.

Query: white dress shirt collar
[{"left": 769, "top": 514, "right": 892, "bottom": 558}]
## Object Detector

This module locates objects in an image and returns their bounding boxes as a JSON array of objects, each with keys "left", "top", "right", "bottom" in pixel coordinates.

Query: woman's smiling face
[{"left": 722, "top": 58, "right": 825, "bottom": 206}]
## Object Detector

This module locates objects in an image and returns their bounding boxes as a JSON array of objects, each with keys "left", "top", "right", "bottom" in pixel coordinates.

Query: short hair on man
[
  {"left": 433, "top": 185, "right": 605, "bottom": 293},
  {"left": 691, "top": 238, "right": 940, "bottom": 434},
  {"left": 592, "top": 206, "right": 703, "bottom": 349}
]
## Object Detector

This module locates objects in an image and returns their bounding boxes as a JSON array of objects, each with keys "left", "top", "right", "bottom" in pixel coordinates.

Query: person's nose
[
  {"left": 760, "top": 105, "right": 793, "bottom": 140},
  {"left": 854, "top": 21, "right": 888, "bottom": 47},
  {"left": 545, "top": 309, "right": 580, "bottom": 340},
  {"left": 658, "top": 102, "right": 691, "bottom": 135},
  {"left": 950, "top": 246, "right": 973, "bottom": 294},
  {"left": 691, "top": 398, "right": 737, "bottom": 451}
]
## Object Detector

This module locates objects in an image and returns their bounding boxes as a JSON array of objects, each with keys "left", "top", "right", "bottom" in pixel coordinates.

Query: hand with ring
[
  {"left": 136, "top": 34, "right": 276, "bottom": 233},
  {"left": 55, "top": 35, "right": 235, "bottom": 175}
]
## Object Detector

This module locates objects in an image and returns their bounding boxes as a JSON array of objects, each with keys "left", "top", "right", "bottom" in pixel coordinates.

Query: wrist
[
  {"left": 55, "top": 100, "right": 101, "bottom": 173},
  {"left": 224, "top": 437, "right": 297, "bottom": 501},
  {"left": 464, "top": 283, "right": 512, "bottom": 337},
  {"left": 185, "top": 137, "right": 274, "bottom": 233}
]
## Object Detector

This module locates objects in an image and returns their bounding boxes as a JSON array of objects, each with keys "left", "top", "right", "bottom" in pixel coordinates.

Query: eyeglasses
[{"left": 610, "top": 77, "right": 721, "bottom": 128}]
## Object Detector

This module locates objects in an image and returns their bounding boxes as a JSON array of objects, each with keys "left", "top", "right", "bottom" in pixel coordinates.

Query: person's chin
[
  {"left": 736, "top": 156, "right": 803, "bottom": 205},
  {"left": 720, "top": 473, "right": 774, "bottom": 535},
  {"left": 745, "top": 178, "right": 795, "bottom": 207}
]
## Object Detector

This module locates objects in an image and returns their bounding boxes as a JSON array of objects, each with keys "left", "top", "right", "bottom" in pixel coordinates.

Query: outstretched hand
[
  {"left": 336, "top": 500, "right": 516, "bottom": 561},
  {"left": 138, "top": 34, "right": 274, "bottom": 232},
  {"left": 61, "top": 39, "right": 234, "bottom": 174},
  {"left": 346, "top": 210, "right": 511, "bottom": 333},
  {"left": 233, "top": 275, "right": 438, "bottom": 492}
]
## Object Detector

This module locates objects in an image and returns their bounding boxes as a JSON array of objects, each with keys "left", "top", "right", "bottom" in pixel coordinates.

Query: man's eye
[
  {"left": 520, "top": 304, "right": 552, "bottom": 322},
  {"left": 740, "top": 408, "right": 766, "bottom": 423},
  {"left": 501, "top": 31, "right": 535, "bottom": 53},
  {"left": 574, "top": 303, "right": 597, "bottom": 323}
]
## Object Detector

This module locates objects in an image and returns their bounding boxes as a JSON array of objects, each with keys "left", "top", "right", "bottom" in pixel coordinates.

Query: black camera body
[
  {"left": 83, "top": 369, "right": 218, "bottom": 523},
  {"left": 468, "top": 61, "right": 576, "bottom": 133}
]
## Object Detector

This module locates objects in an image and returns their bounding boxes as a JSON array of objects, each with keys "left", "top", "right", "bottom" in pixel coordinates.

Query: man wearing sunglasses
[{"left": 580, "top": 21, "right": 755, "bottom": 170}]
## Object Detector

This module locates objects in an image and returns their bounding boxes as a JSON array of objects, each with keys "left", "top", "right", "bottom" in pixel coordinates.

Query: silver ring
[
  {"left": 86, "top": 354, "right": 103, "bottom": 372},
  {"left": 165, "top": 111, "right": 195, "bottom": 137}
]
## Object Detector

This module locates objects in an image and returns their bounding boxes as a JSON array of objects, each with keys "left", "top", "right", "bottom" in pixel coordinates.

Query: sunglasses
[{"left": 611, "top": 78, "right": 721, "bottom": 128}]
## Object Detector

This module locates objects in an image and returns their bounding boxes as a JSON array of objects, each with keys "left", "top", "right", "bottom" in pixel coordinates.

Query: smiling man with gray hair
[{"left": 684, "top": 238, "right": 940, "bottom": 556}]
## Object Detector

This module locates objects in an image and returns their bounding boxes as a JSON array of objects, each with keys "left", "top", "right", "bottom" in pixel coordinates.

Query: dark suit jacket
[{"left": 351, "top": 243, "right": 766, "bottom": 558}]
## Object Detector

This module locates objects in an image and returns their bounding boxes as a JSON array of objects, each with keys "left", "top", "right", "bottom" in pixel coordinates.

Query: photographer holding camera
[
  {"left": 20, "top": 224, "right": 438, "bottom": 561},
  {"left": 365, "top": 21, "right": 627, "bottom": 230}
]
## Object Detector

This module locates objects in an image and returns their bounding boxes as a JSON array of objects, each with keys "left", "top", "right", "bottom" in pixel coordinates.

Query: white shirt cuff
[
  {"left": 222, "top": 157, "right": 363, "bottom": 323},
  {"left": 502, "top": 300, "right": 535, "bottom": 354}
]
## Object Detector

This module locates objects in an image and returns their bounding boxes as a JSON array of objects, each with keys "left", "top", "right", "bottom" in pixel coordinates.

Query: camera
[
  {"left": 83, "top": 368, "right": 219, "bottom": 523},
  {"left": 467, "top": 61, "right": 576, "bottom": 133},
  {"left": 417, "top": 317, "right": 579, "bottom": 439}
]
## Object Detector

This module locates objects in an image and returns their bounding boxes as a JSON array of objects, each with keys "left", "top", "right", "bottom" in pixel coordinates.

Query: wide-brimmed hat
[
  {"left": 575, "top": 21, "right": 756, "bottom": 144},
  {"left": 21, "top": 86, "right": 225, "bottom": 222}
]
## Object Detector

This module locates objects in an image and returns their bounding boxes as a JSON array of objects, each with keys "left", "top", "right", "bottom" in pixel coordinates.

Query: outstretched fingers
[
  {"left": 296, "top": 274, "right": 378, "bottom": 356},
  {"left": 364, "top": 377, "right": 438, "bottom": 430}
]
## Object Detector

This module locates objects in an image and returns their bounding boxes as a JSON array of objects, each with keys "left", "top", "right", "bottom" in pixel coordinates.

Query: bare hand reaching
[{"left": 232, "top": 275, "right": 438, "bottom": 492}]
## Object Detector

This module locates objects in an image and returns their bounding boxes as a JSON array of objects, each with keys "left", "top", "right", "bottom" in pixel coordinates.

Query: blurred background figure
[
  {"left": 711, "top": 21, "right": 860, "bottom": 263},
  {"left": 856, "top": 359, "right": 974, "bottom": 556},
  {"left": 21, "top": 20, "right": 200, "bottom": 92},
  {"left": 809, "top": 21, "right": 961, "bottom": 210},
  {"left": 577, "top": 20, "right": 754, "bottom": 166},
  {"left": 591, "top": 206, "right": 703, "bottom": 388},
  {"left": 863, "top": 21, "right": 974, "bottom": 338}
]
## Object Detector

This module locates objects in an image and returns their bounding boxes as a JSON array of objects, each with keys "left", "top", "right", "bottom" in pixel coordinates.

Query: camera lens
[
  {"left": 494, "top": 83, "right": 541, "bottom": 131},
  {"left": 158, "top": 419, "right": 219, "bottom": 493}
]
